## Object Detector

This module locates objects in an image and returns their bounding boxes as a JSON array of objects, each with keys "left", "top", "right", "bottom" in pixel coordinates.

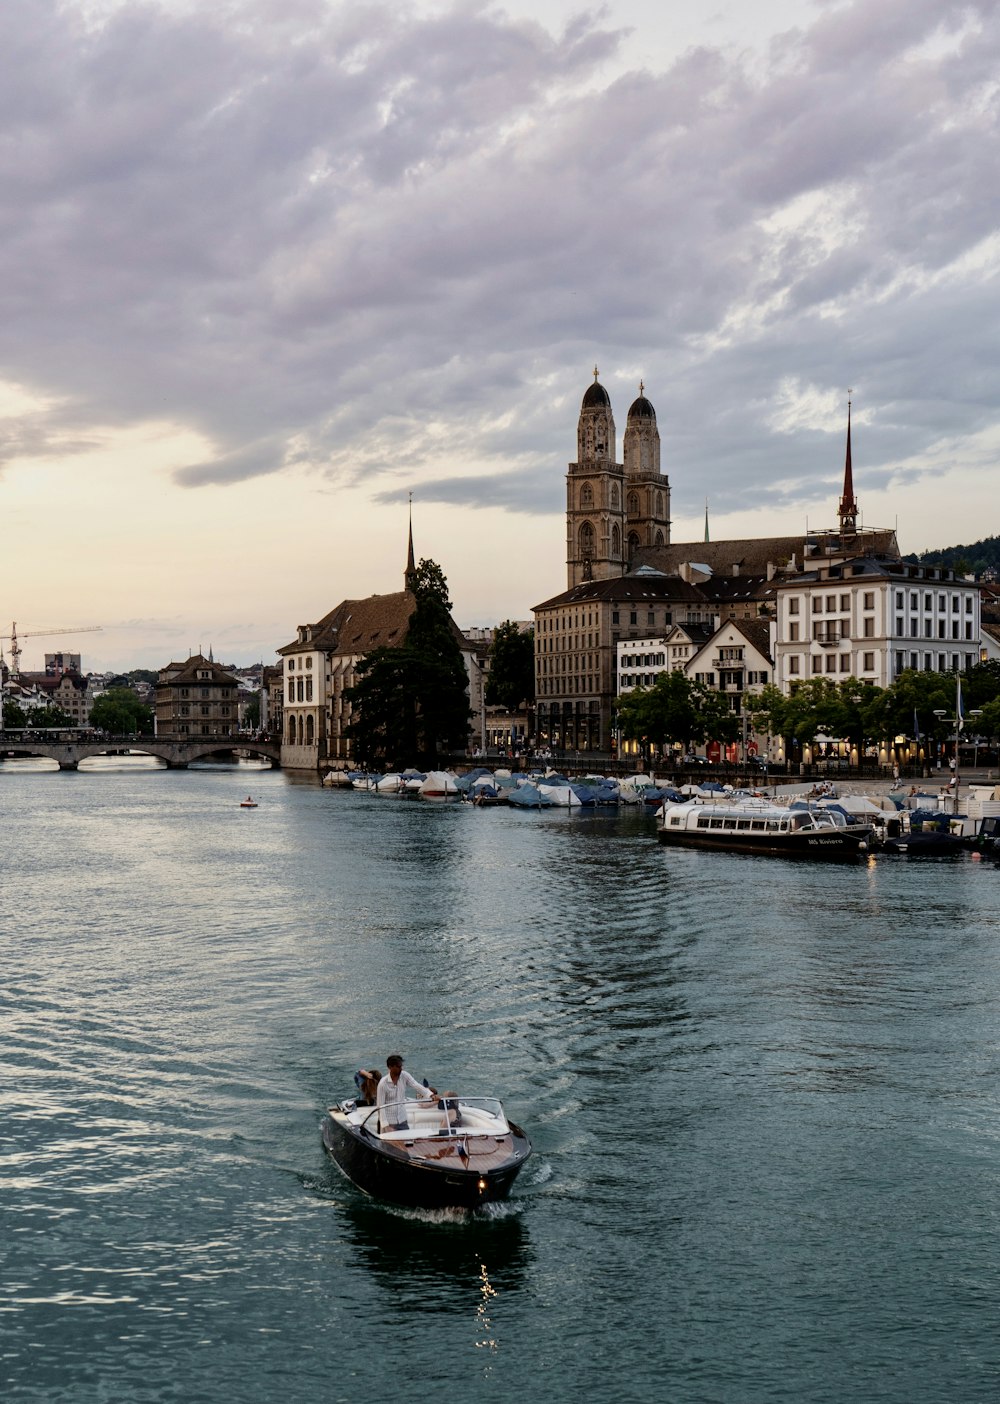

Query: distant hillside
[{"left": 904, "top": 535, "right": 1000, "bottom": 579}]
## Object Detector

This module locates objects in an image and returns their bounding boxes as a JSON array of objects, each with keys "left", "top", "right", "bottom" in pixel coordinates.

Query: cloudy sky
[{"left": 2, "top": 0, "right": 998, "bottom": 672}]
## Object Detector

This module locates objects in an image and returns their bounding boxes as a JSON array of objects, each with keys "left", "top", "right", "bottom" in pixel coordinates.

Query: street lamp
[{"left": 934, "top": 686, "right": 983, "bottom": 817}]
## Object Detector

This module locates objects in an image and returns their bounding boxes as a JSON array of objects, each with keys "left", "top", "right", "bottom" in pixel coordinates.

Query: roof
[
  {"left": 278, "top": 589, "right": 473, "bottom": 658},
  {"left": 279, "top": 590, "right": 416, "bottom": 657},
  {"left": 582, "top": 379, "right": 611, "bottom": 410},
  {"left": 155, "top": 654, "right": 239, "bottom": 688},
  {"left": 533, "top": 574, "right": 709, "bottom": 611},
  {"left": 627, "top": 394, "right": 656, "bottom": 421},
  {"left": 729, "top": 616, "right": 773, "bottom": 659},
  {"left": 633, "top": 528, "right": 900, "bottom": 579}
]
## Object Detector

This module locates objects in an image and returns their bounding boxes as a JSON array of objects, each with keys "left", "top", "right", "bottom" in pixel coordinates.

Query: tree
[
  {"left": 485, "top": 622, "right": 535, "bottom": 711},
  {"left": 90, "top": 688, "right": 153, "bottom": 735},
  {"left": 243, "top": 692, "right": 261, "bottom": 729},
  {"left": 615, "top": 671, "right": 738, "bottom": 753},
  {"left": 29, "top": 706, "right": 76, "bottom": 729},
  {"left": 346, "top": 559, "right": 470, "bottom": 765},
  {"left": 2, "top": 700, "right": 26, "bottom": 728}
]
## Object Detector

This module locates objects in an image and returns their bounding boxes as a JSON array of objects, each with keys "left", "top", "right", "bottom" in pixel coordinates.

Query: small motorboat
[
  {"left": 240, "top": 797, "right": 258, "bottom": 808},
  {"left": 322, "top": 1091, "right": 531, "bottom": 1209}
]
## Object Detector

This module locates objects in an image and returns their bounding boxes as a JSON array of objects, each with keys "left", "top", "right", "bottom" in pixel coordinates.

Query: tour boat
[
  {"left": 656, "top": 799, "right": 873, "bottom": 859},
  {"left": 322, "top": 1092, "right": 532, "bottom": 1210}
]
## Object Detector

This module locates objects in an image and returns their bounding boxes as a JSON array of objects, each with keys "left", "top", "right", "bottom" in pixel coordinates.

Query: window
[
  {"left": 863, "top": 652, "right": 875, "bottom": 670},
  {"left": 863, "top": 618, "right": 874, "bottom": 638},
  {"left": 789, "top": 599, "right": 800, "bottom": 615},
  {"left": 580, "top": 482, "right": 594, "bottom": 507},
  {"left": 812, "top": 657, "right": 823, "bottom": 674},
  {"left": 812, "top": 598, "right": 822, "bottom": 614},
  {"left": 826, "top": 655, "right": 837, "bottom": 673},
  {"left": 864, "top": 592, "right": 875, "bottom": 609},
  {"left": 288, "top": 660, "right": 295, "bottom": 671},
  {"left": 826, "top": 595, "right": 837, "bottom": 611},
  {"left": 840, "top": 594, "right": 850, "bottom": 611},
  {"left": 839, "top": 655, "right": 850, "bottom": 672},
  {"left": 789, "top": 656, "right": 800, "bottom": 675},
  {"left": 789, "top": 622, "right": 799, "bottom": 641},
  {"left": 306, "top": 657, "right": 313, "bottom": 669}
]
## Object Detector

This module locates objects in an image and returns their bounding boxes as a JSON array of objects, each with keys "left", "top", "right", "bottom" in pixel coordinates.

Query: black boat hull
[
  {"left": 321, "top": 1115, "right": 531, "bottom": 1210},
  {"left": 656, "top": 829, "right": 870, "bottom": 860}
]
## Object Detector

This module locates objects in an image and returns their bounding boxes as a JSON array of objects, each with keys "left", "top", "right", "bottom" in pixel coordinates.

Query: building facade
[
  {"left": 772, "top": 556, "right": 982, "bottom": 691},
  {"left": 278, "top": 532, "right": 480, "bottom": 770},
  {"left": 155, "top": 655, "right": 239, "bottom": 737}
]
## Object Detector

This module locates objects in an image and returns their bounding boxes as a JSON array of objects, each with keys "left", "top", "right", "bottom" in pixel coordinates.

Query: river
[{"left": 3, "top": 758, "right": 1000, "bottom": 1402}]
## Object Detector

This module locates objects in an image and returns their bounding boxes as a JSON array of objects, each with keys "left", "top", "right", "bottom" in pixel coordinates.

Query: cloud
[{"left": 1, "top": 0, "right": 999, "bottom": 538}]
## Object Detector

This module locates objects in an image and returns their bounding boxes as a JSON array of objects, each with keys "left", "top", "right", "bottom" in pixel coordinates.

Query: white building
[{"left": 773, "top": 556, "right": 981, "bottom": 693}]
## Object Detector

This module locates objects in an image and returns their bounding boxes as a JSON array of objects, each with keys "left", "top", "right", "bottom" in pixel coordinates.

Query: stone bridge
[{"left": 0, "top": 734, "right": 282, "bottom": 770}]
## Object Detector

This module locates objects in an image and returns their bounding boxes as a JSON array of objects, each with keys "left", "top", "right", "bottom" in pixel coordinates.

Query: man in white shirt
[{"left": 376, "top": 1054, "right": 437, "bottom": 1132}]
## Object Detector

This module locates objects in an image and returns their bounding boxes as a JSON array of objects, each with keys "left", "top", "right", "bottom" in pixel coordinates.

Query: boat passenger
[
  {"left": 354, "top": 1066, "right": 381, "bottom": 1105},
  {"left": 377, "top": 1054, "right": 438, "bottom": 1132}
]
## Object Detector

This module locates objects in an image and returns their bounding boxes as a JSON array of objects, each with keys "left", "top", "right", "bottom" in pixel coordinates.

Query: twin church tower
[{"left": 566, "top": 369, "right": 671, "bottom": 588}]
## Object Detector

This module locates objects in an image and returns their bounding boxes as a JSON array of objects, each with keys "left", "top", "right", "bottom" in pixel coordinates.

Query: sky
[{"left": 2, "top": 0, "right": 999, "bottom": 672}]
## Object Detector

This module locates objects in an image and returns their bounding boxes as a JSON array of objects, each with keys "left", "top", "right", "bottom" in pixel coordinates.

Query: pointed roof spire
[
  {"left": 704, "top": 498, "right": 710, "bottom": 544},
  {"left": 405, "top": 492, "right": 417, "bottom": 591},
  {"left": 838, "top": 393, "right": 858, "bottom": 537}
]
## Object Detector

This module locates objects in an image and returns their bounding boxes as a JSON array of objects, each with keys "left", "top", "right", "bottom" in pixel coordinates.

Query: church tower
[
  {"left": 838, "top": 399, "right": 858, "bottom": 543},
  {"left": 566, "top": 369, "right": 625, "bottom": 587},
  {"left": 622, "top": 383, "right": 670, "bottom": 567}
]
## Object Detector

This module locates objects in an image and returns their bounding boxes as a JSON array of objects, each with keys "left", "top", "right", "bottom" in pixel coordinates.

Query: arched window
[
  {"left": 656, "top": 492, "right": 664, "bottom": 518},
  {"left": 610, "top": 483, "right": 620, "bottom": 510},
  {"left": 627, "top": 491, "right": 639, "bottom": 517},
  {"left": 654, "top": 529, "right": 665, "bottom": 546},
  {"left": 580, "top": 481, "right": 594, "bottom": 507},
  {"left": 611, "top": 524, "right": 621, "bottom": 558},
  {"left": 628, "top": 531, "right": 641, "bottom": 561},
  {"left": 306, "top": 714, "right": 315, "bottom": 745},
  {"left": 287, "top": 718, "right": 296, "bottom": 744},
  {"left": 579, "top": 521, "right": 594, "bottom": 556}
]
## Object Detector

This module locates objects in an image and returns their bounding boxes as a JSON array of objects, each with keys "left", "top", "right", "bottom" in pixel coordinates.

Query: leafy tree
[
  {"left": 485, "top": 622, "right": 535, "bottom": 711},
  {"left": 29, "top": 706, "right": 76, "bottom": 729},
  {"left": 615, "top": 671, "right": 738, "bottom": 752},
  {"left": 346, "top": 559, "right": 470, "bottom": 765},
  {"left": 243, "top": 692, "right": 261, "bottom": 729},
  {"left": 964, "top": 660, "right": 1000, "bottom": 709},
  {"left": 2, "top": 700, "right": 27, "bottom": 728},
  {"left": 127, "top": 669, "right": 159, "bottom": 686},
  {"left": 90, "top": 688, "right": 153, "bottom": 735}
]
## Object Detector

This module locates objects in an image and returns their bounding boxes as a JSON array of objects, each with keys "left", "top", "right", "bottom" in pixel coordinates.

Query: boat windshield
[{"left": 349, "top": 1095, "right": 510, "bottom": 1141}]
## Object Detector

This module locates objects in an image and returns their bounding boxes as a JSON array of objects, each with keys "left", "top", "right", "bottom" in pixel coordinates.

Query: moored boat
[
  {"left": 657, "top": 799, "right": 873, "bottom": 859},
  {"left": 322, "top": 1093, "right": 532, "bottom": 1209}
]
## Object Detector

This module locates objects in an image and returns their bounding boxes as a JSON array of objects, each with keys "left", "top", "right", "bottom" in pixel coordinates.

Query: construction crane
[{"left": 3, "top": 622, "right": 102, "bottom": 677}]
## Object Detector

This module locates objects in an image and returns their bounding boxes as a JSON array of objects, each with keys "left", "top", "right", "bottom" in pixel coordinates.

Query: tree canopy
[
  {"left": 345, "top": 558, "right": 470, "bottom": 766},
  {"left": 89, "top": 688, "right": 153, "bottom": 735},
  {"left": 615, "top": 670, "right": 739, "bottom": 751},
  {"left": 485, "top": 621, "right": 535, "bottom": 711}
]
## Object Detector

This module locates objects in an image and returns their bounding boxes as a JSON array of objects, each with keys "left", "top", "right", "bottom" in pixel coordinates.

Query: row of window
[
  {"left": 784, "top": 651, "right": 977, "bottom": 677},
  {"left": 788, "top": 591, "right": 974, "bottom": 615},
  {"left": 578, "top": 483, "right": 667, "bottom": 517},
  {"left": 287, "top": 657, "right": 314, "bottom": 670},
  {"left": 287, "top": 678, "right": 314, "bottom": 702}
]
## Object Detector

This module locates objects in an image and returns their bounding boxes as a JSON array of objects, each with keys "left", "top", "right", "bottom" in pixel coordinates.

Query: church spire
[
  {"left": 405, "top": 492, "right": 417, "bottom": 591},
  {"left": 838, "top": 394, "right": 858, "bottom": 539},
  {"left": 704, "top": 499, "right": 710, "bottom": 544}
]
